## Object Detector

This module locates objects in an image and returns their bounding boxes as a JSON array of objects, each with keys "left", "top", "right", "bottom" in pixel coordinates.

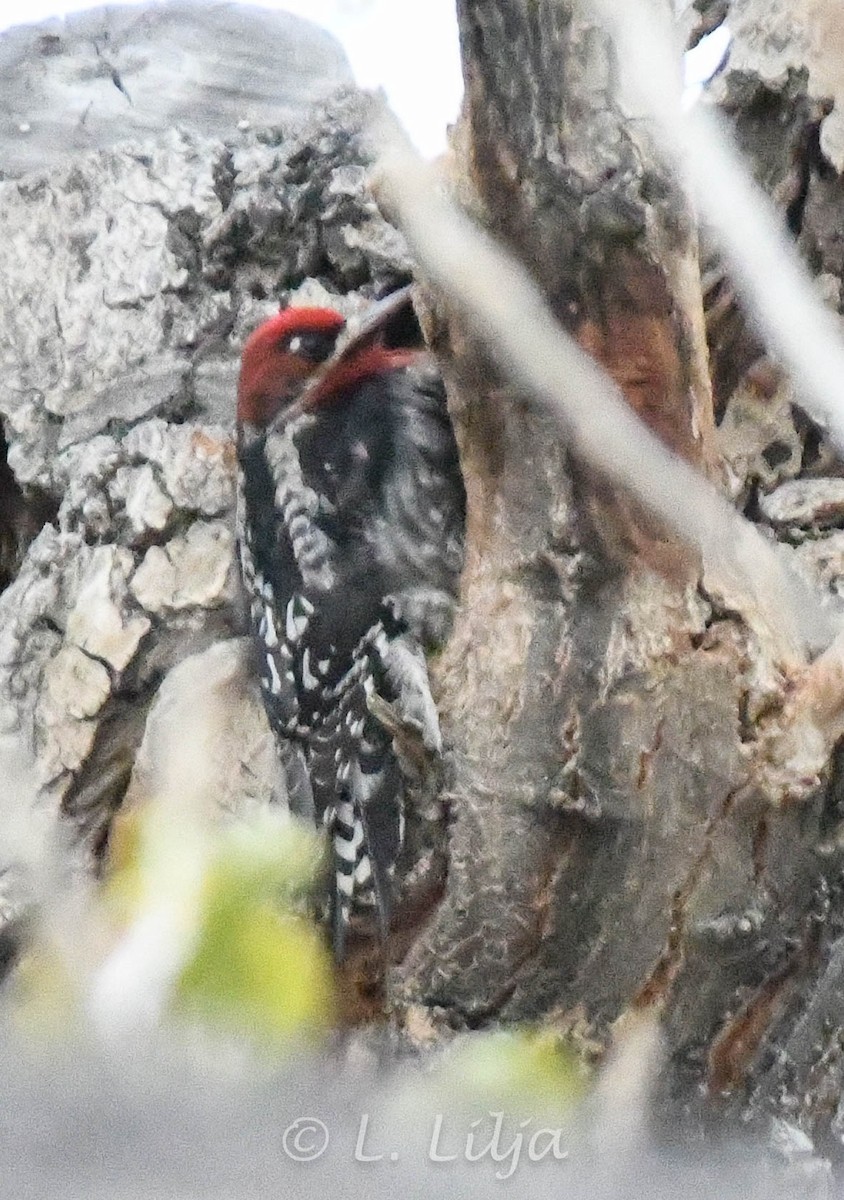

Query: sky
[{"left": 0, "top": 0, "right": 729, "bottom": 156}]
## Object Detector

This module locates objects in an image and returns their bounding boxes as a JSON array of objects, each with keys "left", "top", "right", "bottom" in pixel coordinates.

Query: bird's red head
[
  {"left": 238, "top": 293, "right": 420, "bottom": 428},
  {"left": 237, "top": 307, "right": 347, "bottom": 427}
]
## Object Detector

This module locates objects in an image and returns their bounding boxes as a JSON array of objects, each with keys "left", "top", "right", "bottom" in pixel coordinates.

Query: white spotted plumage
[{"left": 236, "top": 297, "right": 465, "bottom": 958}]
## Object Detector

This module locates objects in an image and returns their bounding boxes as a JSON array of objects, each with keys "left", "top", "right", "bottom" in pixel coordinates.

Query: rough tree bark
[
  {"left": 4, "top": 0, "right": 844, "bottom": 1156},
  {"left": 0, "top": 8, "right": 399, "bottom": 878},
  {"left": 387, "top": 0, "right": 844, "bottom": 1148}
]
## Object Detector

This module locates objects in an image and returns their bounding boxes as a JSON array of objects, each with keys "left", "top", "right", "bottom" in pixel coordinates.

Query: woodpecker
[{"left": 235, "top": 289, "right": 464, "bottom": 957}]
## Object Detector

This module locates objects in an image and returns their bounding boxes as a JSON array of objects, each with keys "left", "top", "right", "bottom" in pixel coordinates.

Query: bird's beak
[
  {"left": 339, "top": 284, "right": 414, "bottom": 353},
  {"left": 280, "top": 285, "right": 415, "bottom": 422}
]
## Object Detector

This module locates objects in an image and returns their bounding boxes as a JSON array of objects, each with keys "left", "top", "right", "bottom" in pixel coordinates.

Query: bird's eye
[{"left": 281, "top": 329, "right": 342, "bottom": 364}]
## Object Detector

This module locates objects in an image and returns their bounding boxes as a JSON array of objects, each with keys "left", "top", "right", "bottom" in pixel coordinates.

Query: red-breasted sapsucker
[{"left": 236, "top": 288, "right": 464, "bottom": 956}]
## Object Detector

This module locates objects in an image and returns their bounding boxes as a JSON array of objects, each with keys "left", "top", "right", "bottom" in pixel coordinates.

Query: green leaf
[
  {"left": 420, "top": 1030, "right": 590, "bottom": 1117},
  {"left": 173, "top": 815, "right": 335, "bottom": 1045}
]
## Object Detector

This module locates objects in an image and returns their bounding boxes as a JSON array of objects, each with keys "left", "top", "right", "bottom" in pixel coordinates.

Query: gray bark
[
  {"left": 0, "top": 7, "right": 410, "bottom": 865},
  {"left": 0, "top": 1, "right": 351, "bottom": 177},
  {"left": 698, "top": 0, "right": 844, "bottom": 1145}
]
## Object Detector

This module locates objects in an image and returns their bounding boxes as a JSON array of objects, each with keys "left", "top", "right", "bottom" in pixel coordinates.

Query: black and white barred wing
[
  {"left": 307, "top": 616, "right": 445, "bottom": 952},
  {"left": 237, "top": 417, "right": 339, "bottom": 819}
]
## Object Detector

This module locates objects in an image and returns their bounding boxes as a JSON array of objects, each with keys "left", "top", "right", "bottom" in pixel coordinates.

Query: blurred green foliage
[
  {"left": 414, "top": 1029, "right": 590, "bottom": 1119},
  {"left": 173, "top": 815, "right": 335, "bottom": 1044}
]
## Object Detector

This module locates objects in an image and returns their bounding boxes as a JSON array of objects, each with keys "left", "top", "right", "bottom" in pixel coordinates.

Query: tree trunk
[{"left": 387, "top": 0, "right": 844, "bottom": 1144}]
